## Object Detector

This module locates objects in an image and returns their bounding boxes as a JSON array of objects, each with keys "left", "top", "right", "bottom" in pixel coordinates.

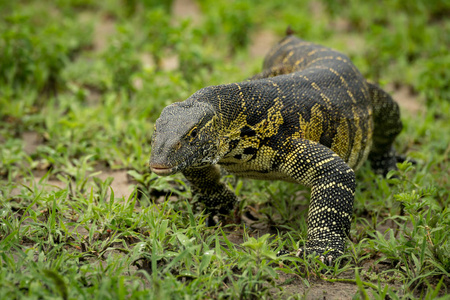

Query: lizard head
[{"left": 149, "top": 98, "right": 220, "bottom": 176}]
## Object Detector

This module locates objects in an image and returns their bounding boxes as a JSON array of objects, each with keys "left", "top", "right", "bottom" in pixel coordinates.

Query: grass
[{"left": 1, "top": 0, "right": 449, "bottom": 299}]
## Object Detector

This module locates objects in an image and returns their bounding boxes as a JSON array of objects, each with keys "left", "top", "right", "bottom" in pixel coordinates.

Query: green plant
[{"left": 1, "top": 0, "right": 449, "bottom": 298}]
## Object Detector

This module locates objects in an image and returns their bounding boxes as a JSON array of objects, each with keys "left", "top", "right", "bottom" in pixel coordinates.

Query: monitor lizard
[{"left": 149, "top": 32, "right": 403, "bottom": 264}]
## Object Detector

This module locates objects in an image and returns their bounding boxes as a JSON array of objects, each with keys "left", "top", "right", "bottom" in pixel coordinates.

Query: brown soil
[
  {"left": 96, "top": 169, "right": 135, "bottom": 199},
  {"left": 22, "top": 131, "right": 42, "bottom": 155},
  {"left": 249, "top": 30, "right": 279, "bottom": 58},
  {"left": 92, "top": 13, "right": 116, "bottom": 53},
  {"left": 172, "top": 0, "right": 201, "bottom": 22},
  {"left": 387, "top": 83, "right": 423, "bottom": 115}
]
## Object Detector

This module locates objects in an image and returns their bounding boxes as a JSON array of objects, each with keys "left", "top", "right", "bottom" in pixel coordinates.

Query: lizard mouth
[{"left": 150, "top": 164, "right": 177, "bottom": 176}]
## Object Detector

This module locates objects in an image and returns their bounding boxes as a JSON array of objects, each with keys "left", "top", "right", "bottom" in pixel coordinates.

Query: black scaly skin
[{"left": 149, "top": 33, "right": 403, "bottom": 262}]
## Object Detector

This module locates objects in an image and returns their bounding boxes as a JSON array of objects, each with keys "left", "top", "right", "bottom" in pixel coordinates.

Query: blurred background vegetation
[
  {"left": 1, "top": 0, "right": 448, "bottom": 140},
  {"left": 0, "top": 0, "right": 449, "bottom": 298}
]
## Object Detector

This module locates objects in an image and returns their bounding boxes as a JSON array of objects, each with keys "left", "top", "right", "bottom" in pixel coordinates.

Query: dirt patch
[
  {"left": 309, "top": 1, "right": 326, "bottom": 20},
  {"left": 172, "top": 0, "right": 201, "bottom": 22},
  {"left": 161, "top": 54, "right": 180, "bottom": 71},
  {"left": 92, "top": 14, "right": 116, "bottom": 52},
  {"left": 140, "top": 53, "right": 154, "bottom": 69},
  {"left": 386, "top": 84, "right": 423, "bottom": 115},
  {"left": 10, "top": 172, "right": 67, "bottom": 198},
  {"left": 333, "top": 17, "right": 353, "bottom": 33},
  {"left": 22, "top": 131, "right": 42, "bottom": 155},
  {"left": 12, "top": 169, "right": 134, "bottom": 202},
  {"left": 96, "top": 169, "right": 135, "bottom": 200},
  {"left": 276, "top": 256, "right": 408, "bottom": 299},
  {"left": 250, "top": 30, "right": 279, "bottom": 58},
  {"left": 339, "top": 34, "right": 367, "bottom": 54},
  {"left": 20, "top": 130, "right": 135, "bottom": 200},
  {"left": 301, "top": 280, "right": 358, "bottom": 299}
]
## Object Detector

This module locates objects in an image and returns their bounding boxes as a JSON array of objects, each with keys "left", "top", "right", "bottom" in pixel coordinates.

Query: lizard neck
[
  {"left": 199, "top": 80, "right": 275, "bottom": 131},
  {"left": 195, "top": 80, "right": 281, "bottom": 160}
]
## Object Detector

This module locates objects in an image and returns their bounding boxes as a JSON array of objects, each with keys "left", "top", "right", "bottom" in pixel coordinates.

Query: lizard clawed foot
[
  {"left": 205, "top": 214, "right": 221, "bottom": 227},
  {"left": 296, "top": 248, "right": 338, "bottom": 267},
  {"left": 276, "top": 246, "right": 342, "bottom": 273},
  {"left": 205, "top": 206, "right": 240, "bottom": 227}
]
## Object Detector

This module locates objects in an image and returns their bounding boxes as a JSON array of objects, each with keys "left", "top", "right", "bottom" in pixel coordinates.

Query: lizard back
[{"left": 195, "top": 35, "right": 374, "bottom": 175}]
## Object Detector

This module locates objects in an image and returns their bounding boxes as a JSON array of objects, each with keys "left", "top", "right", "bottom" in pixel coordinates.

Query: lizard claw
[
  {"left": 327, "top": 255, "right": 333, "bottom": 266},
  {"left": 276, "top": 249, "right": 290, "bottom": 257},
  {"left": 205, "top": 214, "right": 220, "bottom": 227},
  {"left": 318, "top": 255, "right": 334, "bottom": 267},
  {"left": 296, "top": 247, "right": 341, "bottom": 267},
  {"left": 302, "top": 249, "right": 336, "bottom": 274}
]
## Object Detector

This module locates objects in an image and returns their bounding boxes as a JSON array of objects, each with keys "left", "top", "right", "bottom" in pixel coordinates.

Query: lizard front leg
[
  {"left": 278, "top": 138, "right": 355, "bottom": 263},
  {"left": 182, "top": 165, "right": 238, "bottom": 224}
]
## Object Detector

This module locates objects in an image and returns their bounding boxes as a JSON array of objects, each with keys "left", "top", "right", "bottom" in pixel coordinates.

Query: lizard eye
[{"left": 190, "top": 127, "right": 198, "bottom": 138}]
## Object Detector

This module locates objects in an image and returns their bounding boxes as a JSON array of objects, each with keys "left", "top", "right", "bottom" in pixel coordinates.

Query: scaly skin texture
[{"left": 149, "top": 34, "right": 403, "bottom": 262}]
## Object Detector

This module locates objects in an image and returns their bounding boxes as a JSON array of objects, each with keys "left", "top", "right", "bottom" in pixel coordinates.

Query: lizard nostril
[{"left": 174, "top": 141, "right": 182, "bottom": 151}]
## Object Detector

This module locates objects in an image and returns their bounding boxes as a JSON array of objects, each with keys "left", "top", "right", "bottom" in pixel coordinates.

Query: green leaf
[
  {"left": 199, "top": 250, "right": 213, "bottom": 274},
  {"left": 176, "top": 232, "right": 194, "bottom": 247}
]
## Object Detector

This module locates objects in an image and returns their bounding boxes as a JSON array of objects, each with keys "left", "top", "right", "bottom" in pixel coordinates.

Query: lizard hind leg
[{"left": 367, "top": 82, "right": 404, "bottom": 176}]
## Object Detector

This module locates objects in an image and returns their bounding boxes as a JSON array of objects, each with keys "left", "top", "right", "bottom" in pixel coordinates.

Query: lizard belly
[
  {"left": 220, "top": 162, "right": 296, "bottom": 182},
  {"left": 218, "top": 144, "right": 297, "bottom": 182}
]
